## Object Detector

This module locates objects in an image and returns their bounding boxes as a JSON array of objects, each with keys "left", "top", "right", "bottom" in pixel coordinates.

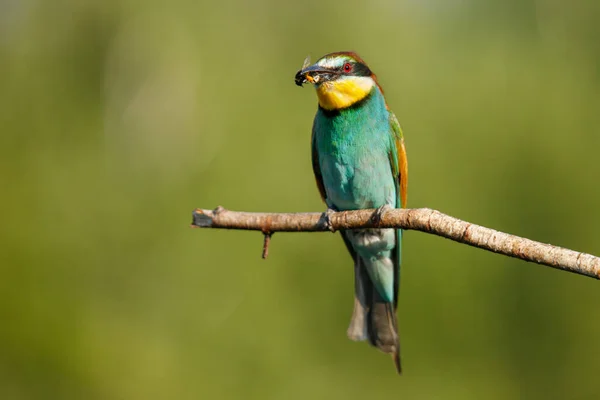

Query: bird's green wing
[
  {"left": 388, "top": 111, "right": 407, "bottom": 308},
  {"left": 311, "top": 122, "right": 327, "bottom": 203},
  {"left": 388, "top": 111, "right": 408, "bottom": 208}
]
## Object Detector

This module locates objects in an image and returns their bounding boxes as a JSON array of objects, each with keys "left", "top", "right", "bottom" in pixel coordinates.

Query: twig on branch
[
  {"left": 191, "top": 207, "right": 600, "bottom": 280},
  {"left": 262, "top": 233, "right": 272, "bottom": 259}
]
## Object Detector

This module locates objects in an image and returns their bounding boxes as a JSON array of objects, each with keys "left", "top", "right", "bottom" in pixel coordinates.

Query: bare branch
[{"left": 191, "top": 207, "right": 600, "bottom": 280}]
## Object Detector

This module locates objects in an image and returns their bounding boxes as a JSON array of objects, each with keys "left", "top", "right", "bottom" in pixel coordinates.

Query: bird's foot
[
  {"left": 320, "top": 208, "right": 337, "bottom": 233},
  {"left": 372, "top": 204, "right": 393, "bottom": 226}
]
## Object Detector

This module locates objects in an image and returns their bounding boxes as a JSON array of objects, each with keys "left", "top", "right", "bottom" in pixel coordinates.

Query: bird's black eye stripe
[
  {"left": 352, "top": 63, "right": 372, "bottom": 77},
  {"left": 338, "top": 61, "right": 371, "bottom": 76}
]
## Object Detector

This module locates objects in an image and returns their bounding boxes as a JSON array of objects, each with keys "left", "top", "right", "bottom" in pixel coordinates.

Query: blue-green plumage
[
  {"left": 313, "top": 88, "right": 400, "bottom": 302},
  {"left": 314, "top": 90, "right": 396, "bottom": 211}
]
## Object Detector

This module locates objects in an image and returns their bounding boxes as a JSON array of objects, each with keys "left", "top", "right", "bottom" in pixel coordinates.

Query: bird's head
[{"left": 295, "top": 52, "right": 380, "bottom": 111}]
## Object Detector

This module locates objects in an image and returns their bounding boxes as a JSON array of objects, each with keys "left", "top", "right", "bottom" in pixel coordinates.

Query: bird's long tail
[{"left": 347, "top": 257, "right": 401, "bottom": 374}]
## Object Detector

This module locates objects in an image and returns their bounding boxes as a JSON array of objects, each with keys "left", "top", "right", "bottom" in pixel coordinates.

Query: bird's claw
[
  {"left": 321, "top": 208, "right": 337, "bottom": 233},
  {"left": 373, "top": 204, "right": 393, "bottom": 226}
]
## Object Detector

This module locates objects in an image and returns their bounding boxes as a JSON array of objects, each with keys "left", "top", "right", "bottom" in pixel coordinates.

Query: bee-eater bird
[{"left": 295, "top": 52, "right": 408, "bottom": 374}]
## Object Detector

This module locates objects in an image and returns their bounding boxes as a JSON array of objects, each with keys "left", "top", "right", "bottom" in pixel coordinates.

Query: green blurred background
[{"left": 1, "top": 0, "right": 600, "bottom": 399}]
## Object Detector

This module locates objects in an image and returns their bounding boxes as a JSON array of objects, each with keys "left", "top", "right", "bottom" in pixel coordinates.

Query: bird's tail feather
[
  {"left": 347, "top": 257, "right": 371, "bottom": 342},
  {"left": 369, "top": 290, "right": 401, "bottom": 374},
  {"left": 347, "top": 257, "right": 401, "bottom": 374}
]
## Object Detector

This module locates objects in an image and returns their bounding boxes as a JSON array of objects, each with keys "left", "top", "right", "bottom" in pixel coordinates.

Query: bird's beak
[{"left": 294, "top": 64, "right": 337, "bottom": 87}]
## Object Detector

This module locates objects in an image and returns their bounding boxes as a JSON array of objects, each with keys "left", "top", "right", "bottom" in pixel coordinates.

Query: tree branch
[{"left": 191, "top": 206, "right": 600, "bottom": 280}]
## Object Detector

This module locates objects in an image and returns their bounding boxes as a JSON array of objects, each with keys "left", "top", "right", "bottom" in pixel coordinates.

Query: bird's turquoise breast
[{"left": 314, "top": 88, "right": 396, "bottom": 211}]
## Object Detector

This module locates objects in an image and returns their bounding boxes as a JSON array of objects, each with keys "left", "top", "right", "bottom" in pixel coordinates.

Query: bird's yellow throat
[{"left": 316, "top": 76, "right": 375, "bottom": 110}]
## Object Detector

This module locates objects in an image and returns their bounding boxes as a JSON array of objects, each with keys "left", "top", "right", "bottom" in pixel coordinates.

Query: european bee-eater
[{"left": 295, "top": 52, "right": 408, "bottom": 373}]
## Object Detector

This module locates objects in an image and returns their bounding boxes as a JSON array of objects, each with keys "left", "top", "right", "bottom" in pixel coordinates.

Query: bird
[{"left": 294, "top": 52, "right": 408, "bottom": 374}]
